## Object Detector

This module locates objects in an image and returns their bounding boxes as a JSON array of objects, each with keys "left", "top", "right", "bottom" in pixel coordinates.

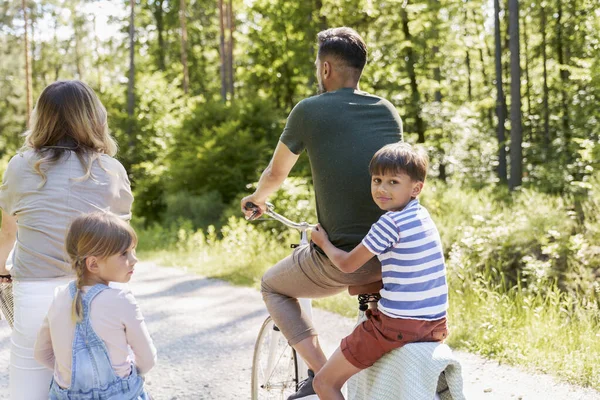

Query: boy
[{"left": 310, "top": 142, "right": 449, "bottom": 400}]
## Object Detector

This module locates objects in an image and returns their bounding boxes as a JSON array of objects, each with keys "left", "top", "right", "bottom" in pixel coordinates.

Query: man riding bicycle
[{"left": 241, "top": 27, "right": 403, "bottom": 400}]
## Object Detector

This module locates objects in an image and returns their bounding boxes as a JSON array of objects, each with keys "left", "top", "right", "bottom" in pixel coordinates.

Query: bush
[{"left": 163, "top": 190, "right": 226, "bottom": 230}]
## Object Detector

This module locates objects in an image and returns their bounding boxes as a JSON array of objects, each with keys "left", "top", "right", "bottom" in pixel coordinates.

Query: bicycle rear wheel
[{"left": 251, "top": 316, "right": 298, "bottom": 400}]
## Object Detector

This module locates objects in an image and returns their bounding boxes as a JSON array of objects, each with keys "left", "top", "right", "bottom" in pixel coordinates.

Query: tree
[
  {"left": 400, "top": 0, "right": 425, "bottom": 143},
  {"left": 508, "top": 0, "right": 522, "bottom": 189},
  {"left": 180, "top": 0, "right": 189, "bottom": 94},
  {"left": 494, "top": 0, "right": 508, "bottom": 183},
  {"left": 218, "top": 0, "right": 227, "bottom": 101},
  {"left": 22, "top": 0, "right": 32, "bottom": 126},
  {"left": 127, "top": 0, "right": 136, "bottom": 149}
]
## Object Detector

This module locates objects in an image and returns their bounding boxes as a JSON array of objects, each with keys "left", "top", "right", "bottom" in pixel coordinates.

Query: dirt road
[{"left": 0, "top": 262, "right": 598, "bottom": 399}]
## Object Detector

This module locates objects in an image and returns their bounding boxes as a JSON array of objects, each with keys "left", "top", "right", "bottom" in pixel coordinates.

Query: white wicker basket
[{"left": 0, "top": 280, "right": 14, "bottom": 328}]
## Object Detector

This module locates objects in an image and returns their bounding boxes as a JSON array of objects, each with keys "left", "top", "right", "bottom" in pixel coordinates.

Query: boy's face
[{"left": 370, "top": 172, "right": 423, "bottom": 212}]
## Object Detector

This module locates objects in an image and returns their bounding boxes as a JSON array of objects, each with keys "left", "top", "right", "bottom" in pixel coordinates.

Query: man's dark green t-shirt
[{"left": 280, "top": 88, "right": 403, "bottom": 252}]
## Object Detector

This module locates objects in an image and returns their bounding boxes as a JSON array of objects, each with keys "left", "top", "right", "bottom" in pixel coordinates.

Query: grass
[{"left": 139, "top": 244, "right": 600, "bottom": 391}]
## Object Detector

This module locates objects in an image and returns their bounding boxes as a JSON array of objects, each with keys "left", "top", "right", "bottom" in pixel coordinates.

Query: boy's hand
[{"left": 311, "top": 224, "right": 329, "bottom": 247}]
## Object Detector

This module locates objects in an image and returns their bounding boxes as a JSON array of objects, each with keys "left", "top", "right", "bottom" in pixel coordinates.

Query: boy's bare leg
[
  {"left": 293, "top": 335, "right": 328, "bottom": 372},
  {"left": 312, "top": 347, "right": 361, "bottom": 400}
]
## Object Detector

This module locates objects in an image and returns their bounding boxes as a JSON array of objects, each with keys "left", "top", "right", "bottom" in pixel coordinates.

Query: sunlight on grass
[
  {"left": 139, "top": 244, "right": 600, "bottom": 391},
  {"left": 447, "top": 278, "right": 600, "bottom": 390}
]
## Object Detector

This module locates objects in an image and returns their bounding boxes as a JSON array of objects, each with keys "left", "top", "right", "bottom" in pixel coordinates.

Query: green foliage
[
  {"left": 163, "top": 190, "right": 225, "bottom": 230},
  {"left": 449, "top": 273, "right": 600, "bottom": 389},
  {"left": 421, "top": 181, "right": 599, "bottom": 308},
  {"left": 166, "top": 97, "right": 285, "bottom": 205}
]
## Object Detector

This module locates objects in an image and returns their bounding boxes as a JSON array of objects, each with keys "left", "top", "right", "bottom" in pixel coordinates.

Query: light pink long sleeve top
[{"left": 34, "top": 284, "right": 157, "bottom": 389}]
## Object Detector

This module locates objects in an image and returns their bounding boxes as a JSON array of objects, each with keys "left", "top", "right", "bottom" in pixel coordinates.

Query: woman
[{"left": 0, "top": 80, "right": 133, "bottom": 400}]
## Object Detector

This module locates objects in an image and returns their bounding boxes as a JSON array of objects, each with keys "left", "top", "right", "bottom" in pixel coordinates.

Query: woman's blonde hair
[
  {"left": 22, "top": 80, "right": 118, "bottom": 187},
  {"left": 65, "top": 211, "right": 137, "bottom": 322}
]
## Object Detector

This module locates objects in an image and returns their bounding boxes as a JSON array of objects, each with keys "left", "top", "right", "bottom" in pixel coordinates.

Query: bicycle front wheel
[{"left": 251, "top": 316, "right": 298, "bottom": 400}]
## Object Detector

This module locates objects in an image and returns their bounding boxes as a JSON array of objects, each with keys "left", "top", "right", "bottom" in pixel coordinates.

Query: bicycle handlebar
[{"left": 245, "top": 202, "right": 316, "bottom": 232}]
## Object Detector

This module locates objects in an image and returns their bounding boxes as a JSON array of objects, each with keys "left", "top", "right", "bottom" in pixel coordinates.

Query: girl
[
  {"left": 0, "top": 80, "right": 133, "bottom": 399},
  {"left": 34, "top": 212, "right": 156, "bottom": 399}
]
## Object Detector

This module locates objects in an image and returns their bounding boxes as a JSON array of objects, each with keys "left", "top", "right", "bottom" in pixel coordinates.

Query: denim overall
[{"left": 49, "top": 282, "right": 150, "bottom": 400}]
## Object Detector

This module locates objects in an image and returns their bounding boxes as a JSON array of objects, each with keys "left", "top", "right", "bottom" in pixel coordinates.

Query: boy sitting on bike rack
[{"left": 310, "top": 142, "right": 449, "bottom": 400}]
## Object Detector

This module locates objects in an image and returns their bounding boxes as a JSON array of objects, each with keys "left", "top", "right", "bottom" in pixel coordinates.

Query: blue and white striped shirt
[{"left": 361, "top": 199, "right": 448, "bottom": 320}]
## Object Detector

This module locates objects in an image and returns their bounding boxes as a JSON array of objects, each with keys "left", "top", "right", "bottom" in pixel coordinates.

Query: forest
[{"left": 1, "top": 0, "right": 599, "bottom": 388}]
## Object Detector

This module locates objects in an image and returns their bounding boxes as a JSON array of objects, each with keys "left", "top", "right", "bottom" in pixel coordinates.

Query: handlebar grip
[{"left": 244, "top": 202, "right": 258, "bottom": 211}]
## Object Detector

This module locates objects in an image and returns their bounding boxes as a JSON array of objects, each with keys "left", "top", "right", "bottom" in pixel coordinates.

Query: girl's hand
[{"left": 311, "top": 224, "right": 329, "bottom": 247}]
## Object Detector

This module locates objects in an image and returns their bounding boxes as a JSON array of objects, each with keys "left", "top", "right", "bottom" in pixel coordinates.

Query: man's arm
[
  {"left": 311, "top": 224, "right": 375, "bottom": 273},
  {"left": 241, "top": 141, "right": 299, "bottom": 219},
  {"left": 0, "top": 210, "right": 16, "bottom": 280}
]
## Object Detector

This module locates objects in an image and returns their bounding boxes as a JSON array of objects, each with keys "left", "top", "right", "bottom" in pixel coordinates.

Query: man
[{"left": 241, "top": 27, "right": 403, "bottom": 400}]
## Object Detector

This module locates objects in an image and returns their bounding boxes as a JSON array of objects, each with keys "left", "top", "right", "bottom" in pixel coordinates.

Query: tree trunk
[
  {"left": 92, "top": 15, "right": 102, "bottom": 89},
  {"left": 73, "top": 4, "right": 82, "bottom": 78},
  {"left": 508, "top": 0, "right": 522, "bottom": 189},
  {"left": 309, "top": 0, "right": 327, "bottom": 90},
  {"left": 218, "top": 0, "right": 227, "bottom": 101},
  {"left": 53, "top": 11, "right": 61, "bottom": 81},
  {"left": 433, "top": 46, "right": 442, "bottom": 103},
  {"left": 540, "top": 3, "right": 550, "bottom": 158},
  {"left": 400, "top": 1, "right": 425, "bottom": 143},
  {"left": 22, "top": 0, "right": 32, "bottom": 126},
  {"left": 556, "top": 0, "right": 570, "bottom": 156},
  {"left": 463, "top": 11, "right": 472, "bottom": 102},
  {"left": 522, "top": 12, "right": 532, "bottom": 139},
  {"left": 471, "top": 9, "right": 494, "bottom": 128},
  {"left": 179, "top": 0, "right": 189, "bottom": 94},
  {"left": 154, "top": 0, "right": 165, "bottom": 71},
  {"left": 127, "top": 0, "right": 135, "bottom": 149},
  {"left": 30, "top": 3, "right": 36, "bottom": 92},
  {"left": 494, "top": 0, "right": 508, "bottom": 183},
  {"left": 227, "top": 0, "right": 234, "bottom": 97}
]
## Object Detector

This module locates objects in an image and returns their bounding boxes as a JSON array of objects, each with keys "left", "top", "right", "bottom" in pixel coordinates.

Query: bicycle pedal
[{"left": 290, "top": 244, "right": 299, "bottom": 249}]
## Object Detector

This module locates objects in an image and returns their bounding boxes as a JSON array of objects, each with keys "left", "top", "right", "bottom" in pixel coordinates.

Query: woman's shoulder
[
  {"left": 6, "top": 150, "right": 35, "bottom": 171},
  {"left": 97, "top": 154, "right": 126, "bottom": 172}
]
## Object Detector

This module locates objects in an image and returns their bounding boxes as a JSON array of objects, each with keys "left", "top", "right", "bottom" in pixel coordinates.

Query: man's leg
[
  {"left": 261, "top": 245, "right": 344, "bottom": 372},
  {"left": 261, "top": 244, "right": 381, "bottom": 373},
  {"left": 312, "top": 347, "right": 361, "bottom": 400}
]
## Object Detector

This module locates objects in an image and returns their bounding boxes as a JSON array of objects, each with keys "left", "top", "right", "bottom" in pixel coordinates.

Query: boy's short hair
[{"left": 369, "top": 142, "right": 428, "bottom": 182}]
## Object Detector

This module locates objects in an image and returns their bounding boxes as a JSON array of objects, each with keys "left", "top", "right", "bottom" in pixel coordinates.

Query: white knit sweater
[{"left": 346, "top": 342, "right": 466, "bottom": 400}]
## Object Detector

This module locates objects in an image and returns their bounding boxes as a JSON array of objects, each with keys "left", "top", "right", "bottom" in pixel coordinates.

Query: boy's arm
[
  {"left": 311, "top": 224, "right": 375, "bottom": 273},
  {"left": 33, "top": 315, "right": 55, "bottom": 370}
]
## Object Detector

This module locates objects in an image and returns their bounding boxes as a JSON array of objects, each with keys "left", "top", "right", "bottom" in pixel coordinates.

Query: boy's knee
[
  {"left": 313, "top": 370, "right": 337, "bottom": 395},
  {"left": 312, "top": 371, "right": 325, "bottom": 395}
]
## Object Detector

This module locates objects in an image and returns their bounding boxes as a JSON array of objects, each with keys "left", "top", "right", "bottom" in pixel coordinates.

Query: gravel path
[{"left": 1, "top": 262, "right": 599, "bottom": 399}]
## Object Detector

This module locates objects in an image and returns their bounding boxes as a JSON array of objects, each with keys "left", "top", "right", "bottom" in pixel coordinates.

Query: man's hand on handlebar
[
  {"left": 241, "top": 195, "right": 267, "bottom": 221},
  {"left": 310, "top": 223, "right": 330, "bottom": 248}
]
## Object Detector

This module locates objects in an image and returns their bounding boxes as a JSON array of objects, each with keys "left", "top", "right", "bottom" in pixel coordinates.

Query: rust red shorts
[{"left": 340, "top": 308, "right": 448, "bottom": 369}]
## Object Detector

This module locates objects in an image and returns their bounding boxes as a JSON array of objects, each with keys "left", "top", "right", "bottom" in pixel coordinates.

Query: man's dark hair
[
  {"left": 369, "top": 142, "right": 429, "bottom": 182},
  {"left": 317, "top": 27, "right": 367, "bottom": 72}
]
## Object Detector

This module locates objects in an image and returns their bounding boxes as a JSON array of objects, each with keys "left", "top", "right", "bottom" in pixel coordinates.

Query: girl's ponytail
[{"left": 71, "top": 258, "right": 86, "bottom": 323}]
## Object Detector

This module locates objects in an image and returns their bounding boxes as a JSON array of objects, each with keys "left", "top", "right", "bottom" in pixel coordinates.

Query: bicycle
[
  {"left": 246, "top": 202, "right": 381, "bottom": 400},
  {"left": 246, "top": 202, "right": 464, "bottom": 400}
]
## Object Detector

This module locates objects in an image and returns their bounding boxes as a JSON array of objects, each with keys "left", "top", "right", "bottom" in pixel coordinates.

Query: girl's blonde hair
[
  {"left": 22, "top": 80, "right": 118, "bottom": 187},
  {"left": 65, "top": 211, "right": 137, "bottom": 322}
]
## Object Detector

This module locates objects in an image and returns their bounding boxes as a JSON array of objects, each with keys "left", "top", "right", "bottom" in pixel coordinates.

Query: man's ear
[
  {"left": 323, "top": 61, "right": 331, "bottom": 79},
  {"left": 85, "top": 256, "right": 99, "bottom": 274},
  {"left": 412, "top": 181, "right": 424, "bottom": 197}
]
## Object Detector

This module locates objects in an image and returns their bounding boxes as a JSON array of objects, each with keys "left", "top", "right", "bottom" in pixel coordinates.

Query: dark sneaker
[{"left": 287, "top": 369, "right": 318, "bottom": 400}]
